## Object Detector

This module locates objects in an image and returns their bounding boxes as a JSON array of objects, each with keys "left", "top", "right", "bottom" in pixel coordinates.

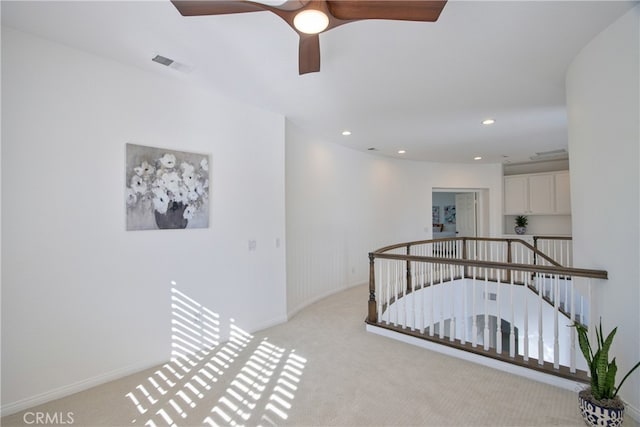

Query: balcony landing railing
[{"left": 366, "top": 237, "right": 607, "bottom": 382}]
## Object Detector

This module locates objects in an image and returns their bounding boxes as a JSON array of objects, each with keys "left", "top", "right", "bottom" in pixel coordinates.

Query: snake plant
[
  {"left": 574, "top": 320, "right": 640, "bottom": 400},
  {"left": 515, "top": 215, "right": 528, "bottom": 228}
]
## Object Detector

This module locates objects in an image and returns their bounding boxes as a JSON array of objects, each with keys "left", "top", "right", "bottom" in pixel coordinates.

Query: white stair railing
[{"left": 367, "top": 237, "right": 607, "bottom": 379}]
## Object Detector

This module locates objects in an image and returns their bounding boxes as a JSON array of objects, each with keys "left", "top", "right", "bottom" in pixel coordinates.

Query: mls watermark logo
[{"left": 23, "top": 412, "right": 74, "bottom": 425}]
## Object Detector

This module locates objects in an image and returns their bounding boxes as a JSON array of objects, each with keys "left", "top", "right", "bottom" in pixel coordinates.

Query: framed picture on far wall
[
  {"left": 432, "top": 206, "right": 440, "bottom": 224},
  {"left": 444, "top": 205, "right": 456, "bottom": 224}
]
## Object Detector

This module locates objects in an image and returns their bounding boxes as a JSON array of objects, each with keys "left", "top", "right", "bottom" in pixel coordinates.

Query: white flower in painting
[
  {"left": 134, "top": 161, "right": 155, "bottom": 177},
  {"left": 182, "top": 170, "right": 197, "bottom": 189},
  {"left": 125, "top": 187, "right": 137, "bottom": 206},
  {"left": 174, "top": 186, "right": 189, "bottom": 204},
  {"left": 183, "top": 204, "right": 195, "bottom": 220},
  {"left": 200, "top": 158, "right": 208, "bottom": 171},
  {"left": 181, "top": 162, "right": 195, "bottom": 174},
  {"left": 195, "top": 179, "right": 209, "bottom": 196},
  {"left": 187, "top": 189, "right": 199, "bottom": 201},
  {"left": 152, "top": 188, "right": 169, "bottom": 214},
  {"left": 130, "top": 175, "right": 147, "bottom": 194},
  {"left": 159, "top": 153, "right": 176, "bottom": 169},
  {"left": 160, "top": 171, "right": 181, "bottom": 193}
]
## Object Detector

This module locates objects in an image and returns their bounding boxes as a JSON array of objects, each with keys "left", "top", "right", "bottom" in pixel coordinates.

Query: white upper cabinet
[
  {"left": 504, "top": 171, "right": 571, "bottom": 215},
  {"left": 527, "top": 173, "right": 555, "bottom": 214},
  {"left": 503, "top": 175, "right": 528, "bottom": 214}
]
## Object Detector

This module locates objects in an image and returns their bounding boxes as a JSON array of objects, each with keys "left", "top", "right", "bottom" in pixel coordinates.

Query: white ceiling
[{"left": 2, "top": 0, "right": 635, "bottom": 163}]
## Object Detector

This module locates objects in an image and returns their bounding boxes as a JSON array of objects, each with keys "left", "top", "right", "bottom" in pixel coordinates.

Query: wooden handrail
[
  {"left": 373, "top": 237, "right": 568, "bottom": 270},
  {"left": 369, "top": 251, "right": 607, "bottom": 279},
  {"left": 534, "top": 235, "right": 573, "bottom": 241}
]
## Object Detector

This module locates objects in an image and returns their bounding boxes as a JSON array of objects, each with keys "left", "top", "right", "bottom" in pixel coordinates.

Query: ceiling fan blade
[
  {"left": 299, "top": 34, "right": 320, "bottom": 75},
  {"left": 171, "top": 1, "right": 266, "bottom": 16},
  {"left": 327, "top": 0, "right": 447, "bottom": 22}
]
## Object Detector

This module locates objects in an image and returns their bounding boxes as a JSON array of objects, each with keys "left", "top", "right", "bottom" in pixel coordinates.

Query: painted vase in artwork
[{"left": 154, "top": 201, "right": 188, "bottom": 229}]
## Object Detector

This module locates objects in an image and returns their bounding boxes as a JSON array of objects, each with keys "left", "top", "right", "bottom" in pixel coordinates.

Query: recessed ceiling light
[
  {"left": 482, "top": 119, "right": 495, "bottom": 125},
  {"left": 398, "top": 150, "right": 406, "bottom": 154},
  {"left": 293, "top": 9, "right": 329, "bottom": 34},
  {"left": 474, "top": 156, "right": 482, "bottom": 160},
  {"left": 341, "top": 130, "right": 351, "bottom": 136}
]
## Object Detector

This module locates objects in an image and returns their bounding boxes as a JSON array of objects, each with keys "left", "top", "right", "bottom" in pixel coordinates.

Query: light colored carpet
[{"left": 2, "top": 284, "right": 637, "bottom": 427}]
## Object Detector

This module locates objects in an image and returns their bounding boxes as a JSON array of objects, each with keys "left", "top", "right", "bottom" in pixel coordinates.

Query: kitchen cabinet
[{"left": 503, "top": 171, "right": 570, "bottom": 215}]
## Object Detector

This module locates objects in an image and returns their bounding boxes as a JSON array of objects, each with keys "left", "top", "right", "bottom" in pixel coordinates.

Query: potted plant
[
  {"left": 574, "top": 320, "right": 640, "bottom": 427},
  {"left": 514, "top": 215, "right": 528, "bottom": 235}
]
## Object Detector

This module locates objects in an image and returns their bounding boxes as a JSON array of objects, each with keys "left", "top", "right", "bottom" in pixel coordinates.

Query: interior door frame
[{"left": 432, "top": 188, "right": 490, "bottom": 237}]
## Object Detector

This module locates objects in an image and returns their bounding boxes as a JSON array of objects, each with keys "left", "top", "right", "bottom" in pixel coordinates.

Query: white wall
[
  {"left": 285, "top": 122, "right": 503, "bottom": 316},
  {"left": 567, "top": 5, "right": 640, "bottom": 417},
  {"left": 1, "top": 27, "right": 287, "bottom": 413}
]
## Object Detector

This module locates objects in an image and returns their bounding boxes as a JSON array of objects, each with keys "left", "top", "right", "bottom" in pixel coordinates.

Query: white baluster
[
  {"left": 523, "top": 279, "right": 529, "bottom": 362},
  {"left": 429, "top": 263, "right": 434, "bottom": 337},
  {"left": 554, "top": 274, "right": 560, "bottom": 369},
  {"left": 564, "top": 271, "right": 569, "bottom": 311},
  {"left": 538, "top": 274, "right": 544, "bottom": 366},
  {"left": 570, "top": 275, "right": 576, "bottom": 373},
  {"left": 421, "top": 260, "right": 426, "bottom": 334},
  {"left": 377, "top": 260, "right": 383, "bottom": 323},
  {"left": 461, "top": 269, "right": 467, "bottom": 345},
  {"left": 439, "top": 264, "right": 444, "bottom": 339},
  {"left": 510, "top": 273, "right": 515, "bottom": 358},
  {"left": 484, "top": 274, "right": 490, "bottom": 351},
  {"left": 496, "top": 276, "right": 502, "bottom": 355},
  {"left": 450, "top": 264, "right": 455, "bottom": 342},
  {"left": 416, "top": 258, "right": 420, "bottom": 328},
  {"left": 472, "top": 267, "right": 477, "bottom": 348},
  {"left": 402, "top": 259, "right": 407, "bottom": 329},
  {"left": 394, "top": 260, "right": 399, "bottom": 327},
  {"left": 385, "top": 260, "right": 391, "bottom": 324}
]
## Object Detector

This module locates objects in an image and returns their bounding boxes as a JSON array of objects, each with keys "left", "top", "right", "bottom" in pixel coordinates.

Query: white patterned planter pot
[{"left": 579, "top": 389, "right": 625, "bottom": 427}]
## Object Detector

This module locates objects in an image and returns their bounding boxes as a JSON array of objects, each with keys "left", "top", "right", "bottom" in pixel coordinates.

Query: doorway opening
[{"left": 432, "top": 189, "right": 489, "bottom": 238}]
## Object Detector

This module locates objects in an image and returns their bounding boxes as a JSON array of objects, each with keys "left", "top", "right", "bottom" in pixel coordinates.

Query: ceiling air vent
[
  {"left": 529, "top": 149, "right": 568, "bottom": 161},
  {"left": 152, "top": 54, "right": 174, "bottom": 66},
  {"left": 151, "top": 54, "right": 193, "bottom": 73}
]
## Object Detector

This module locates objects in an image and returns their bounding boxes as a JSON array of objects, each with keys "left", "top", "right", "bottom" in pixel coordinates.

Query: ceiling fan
[{"left": 170, "top": 0, "right": 447, "bottom": 75}]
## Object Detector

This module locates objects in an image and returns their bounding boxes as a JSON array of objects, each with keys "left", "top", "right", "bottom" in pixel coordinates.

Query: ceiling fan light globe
[{"left": 294, "top": 10, "right": 329, "bottom": 34}]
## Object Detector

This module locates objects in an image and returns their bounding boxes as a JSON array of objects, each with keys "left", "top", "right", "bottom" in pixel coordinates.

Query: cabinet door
[
  {"left": 555, "top": 171, "right": 571, "bottom": 214},
  {"left": 528, "top": 174, "right": 555, "bottom": 214},
  {"left": 504, "top": 176, "right": 528, "bottom": 214}
]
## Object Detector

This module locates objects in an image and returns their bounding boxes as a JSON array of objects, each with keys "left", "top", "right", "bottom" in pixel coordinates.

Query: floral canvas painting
[
  {"left": 126, "top": 143, "right": 209, "bottom": 230},
  {"left": 444, "top": 205, "right": 456, "bottom": 224},
  {"left": 432, "top": 206, "right": 440, "bottom": 224}
]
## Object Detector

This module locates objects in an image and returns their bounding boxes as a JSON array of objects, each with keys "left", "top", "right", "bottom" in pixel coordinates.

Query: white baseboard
[
  {"left": 366, "top": 323, "right": 586, "bottom": 392},
  {"left": 287, "top": 282, "right": 366, "bottom": 320},
  {"left": 250, "top": 314, "right": 289, "bottom": 334},
  {"left": 622, "top": 400, "right": 640, "bottom": 423},
  {"left": 0, "top": 358, "right": 167, "bottom": 417}
]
